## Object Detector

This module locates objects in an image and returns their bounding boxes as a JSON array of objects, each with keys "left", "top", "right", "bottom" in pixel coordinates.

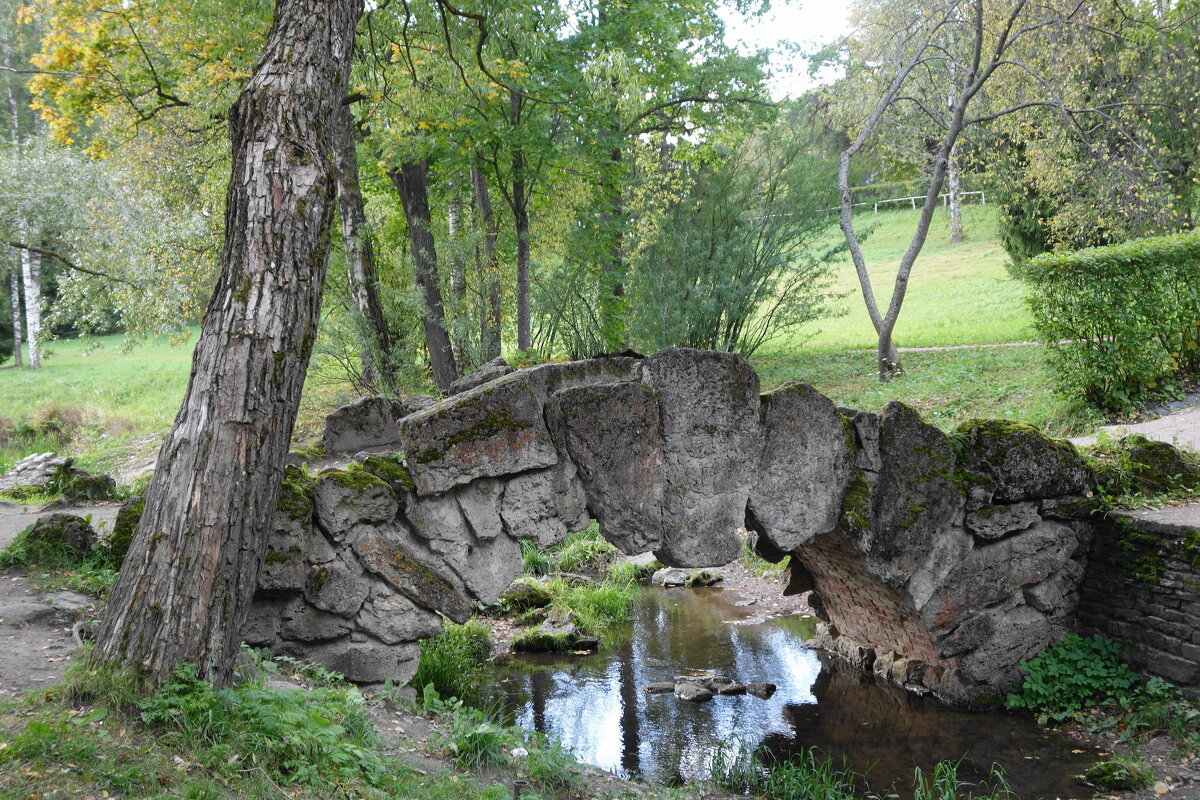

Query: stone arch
[{"left": 245, "top": 348, "right": 1095, "bottom": 703}]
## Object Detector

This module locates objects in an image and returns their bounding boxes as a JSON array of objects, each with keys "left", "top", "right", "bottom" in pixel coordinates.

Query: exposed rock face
[
  {"left": 446, "top": 356, "right": 515, "bottom": 396},
  {"left": 249, "top": 349, "right": 1103, "bottom": 701},
  {"left": 323, "top": 395, "right": 408, "bottom": 455},
  {"left": 787, "top": 404, "right": 1094, "bottom": 703}
]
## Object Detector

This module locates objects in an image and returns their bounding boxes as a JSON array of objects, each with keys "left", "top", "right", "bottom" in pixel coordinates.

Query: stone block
[
  {"left": 323, "top": 395, "right": 406, "bottom": 454},
  {"left": 400, "top": 375, "right": 559, "bottom": 496}
]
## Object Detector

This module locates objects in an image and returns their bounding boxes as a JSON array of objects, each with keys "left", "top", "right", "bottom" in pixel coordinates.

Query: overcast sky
[{"left": 720, "top": 0, "right": 852, "bottom": 98}]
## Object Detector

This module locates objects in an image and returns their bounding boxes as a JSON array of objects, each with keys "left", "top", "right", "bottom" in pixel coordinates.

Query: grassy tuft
[{"left": 412, "top": 619, "right": 492, "bottom": 703}]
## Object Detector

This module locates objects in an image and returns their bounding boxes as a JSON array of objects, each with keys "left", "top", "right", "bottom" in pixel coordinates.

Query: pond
[{"left": 491, "top": 585, "right": 1098, "bottom": 798}]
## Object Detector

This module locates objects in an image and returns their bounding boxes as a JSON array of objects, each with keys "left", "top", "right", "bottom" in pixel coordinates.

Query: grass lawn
[
  {"left": 797, "top": 202, "right": 1032, "bottom": 350},
  {"left": 0, "top": 331, "right": 198, "bottom": 475},
  {"left": 751, "top": 203, "right": 1100, "bottom": 435}
]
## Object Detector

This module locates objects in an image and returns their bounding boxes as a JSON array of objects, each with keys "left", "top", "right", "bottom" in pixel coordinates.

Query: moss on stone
[
  {"left": 838, "top": 412, "right": 856, "bottom": 452},
  {"left": 277, "top": 465, "right": 315, "bottom": 520},
  {"left": 412, "top": 410, "right": 533, "bottom": 465},
  {"left": 839, "top": 469, "right": 871, "bottom": 531},
  {"left": 320, "top": 466, "right": 391, "bottom": 494},
  {"left": 361, "top": 455, "right": 416, "bottom": 493},
  {"left": 109, "top": 495, "right": 145, "bottom": 566},
  {"left": 262, "top": 549, "right": 291, "bottom": 565},
  {"left": 511, "top": 628, "right": 577, "bottom": 653}
]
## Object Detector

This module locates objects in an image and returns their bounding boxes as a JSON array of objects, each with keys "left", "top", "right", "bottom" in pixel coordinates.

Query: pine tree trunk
[
  {"left": 333, "top": 101, "right": 396, "bottom": 394},
  {"left": 92, "top": 0, "right": 362, "bottom": 688},
  {"left": 390, "top": 160, "right": 458, "bottom": 392},
  {"left": 20, "top": 230, "right": 40, "bottom": 370},
  {"left": 472, "top": 165, "right": 502, "bottom": 361},
  {"left": 8, "top": 267, "right": 21, "bottom": 367}
]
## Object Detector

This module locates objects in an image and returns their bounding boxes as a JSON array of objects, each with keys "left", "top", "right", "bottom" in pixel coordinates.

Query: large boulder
[
  {"left": 323, "top": 395, "right": 407, "bottom": 455},
  {"left": 749, "top": 383, "right": 855, "bottom": 555},
  {"left": 640, "top": 348, "right": 760, "bottom": 567},
  {"left": 955, "top": 418, "right": 1092, "bottom": 503}
]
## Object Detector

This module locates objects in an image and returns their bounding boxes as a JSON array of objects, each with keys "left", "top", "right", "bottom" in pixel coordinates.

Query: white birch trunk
[
  {"left": 8, "top": 267, "right": 21, "bottom": 367},
  {"left": 20, "top": 234, "right": 40, "bottom": 370}
]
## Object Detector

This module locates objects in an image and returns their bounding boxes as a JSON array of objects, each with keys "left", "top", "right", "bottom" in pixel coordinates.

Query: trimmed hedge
[{"left": 1023, "top": 231, "right": 1200, "bottom": 410}]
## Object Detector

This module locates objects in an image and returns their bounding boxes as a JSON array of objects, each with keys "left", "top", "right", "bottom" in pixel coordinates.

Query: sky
[{"left": 719, "top": 0, "right": 853, "bottom": 99}]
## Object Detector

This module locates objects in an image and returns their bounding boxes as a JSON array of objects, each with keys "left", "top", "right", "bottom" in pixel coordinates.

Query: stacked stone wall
[{"left": 1078, "top": 511, "right": 1200, "bottom": 691}]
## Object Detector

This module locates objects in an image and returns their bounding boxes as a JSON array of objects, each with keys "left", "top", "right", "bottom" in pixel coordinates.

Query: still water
[{"left": 492, "top": 586, "right": 1097, "bottom": 798}]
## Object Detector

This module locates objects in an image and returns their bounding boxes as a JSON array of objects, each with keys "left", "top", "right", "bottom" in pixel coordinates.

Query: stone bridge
[{"left": 246, "top": 348, "right": 1101, "bottom": 704}]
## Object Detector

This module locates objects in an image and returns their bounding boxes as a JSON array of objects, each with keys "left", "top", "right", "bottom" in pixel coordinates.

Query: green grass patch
[
  {"left": 793, "top": 205, "right": 1031, "bottom": 351},
  {"left": 0, "top": 660, "right": 537, "bottom": 800},
  {"left": 752, "top": 345, "right": 1102, "bottom": 437},
  {"left": 0, "top": 515, "right": 123, "bottom": 597}
]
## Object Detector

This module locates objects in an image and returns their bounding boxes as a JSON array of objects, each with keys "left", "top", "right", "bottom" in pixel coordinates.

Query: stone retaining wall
[{"left": 1078, "top": 509, "right": 1200, "bottom": 692}]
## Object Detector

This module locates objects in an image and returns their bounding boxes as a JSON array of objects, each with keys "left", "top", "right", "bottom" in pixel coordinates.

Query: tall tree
[
  {"left": 834, "top": 0, "right": 1123, "bottom": 380},
  {"left": 390, "top": 159, "right": 459, "bottom": 391},
  {"left": 93, "top": 0, "right": 362, "bottom": 687}
]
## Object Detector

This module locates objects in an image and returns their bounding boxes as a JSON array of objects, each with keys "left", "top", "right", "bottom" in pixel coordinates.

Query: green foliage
[
  {"left": 1084, "top": 756, "right": 1155, "bottom": 790},
  {"left": 412, "top": 619, "right": 492, "bottom": 704},
  {"left": 627, "top": 109, "right": 843, "bottom": 357},
  {"left": 741, "top": 540, "right": 790, "bottom": 579},
  {"left": 605, "top": 556, "right": 663, "bottom": 584},
  {"left": 1005, "top": 634, "right": 1140, "bottom": 720},
  {"left": 1022, "top": 231, "right": 1200, "bottom": 410},
  {"left": 0, "top": 517, "right": 120, "bottom": 596},
  {"left": 709, "top": 743, "right": 860, "bottom": 800},
  {"left": 138, "top": 663, "right": 383, "bottom": 787},
  {"left": 522, "top": 522, "right": 620, "bottom": 577},
  {"left": 1086, "top": 433, "right": 1200, "bottom": 509}
]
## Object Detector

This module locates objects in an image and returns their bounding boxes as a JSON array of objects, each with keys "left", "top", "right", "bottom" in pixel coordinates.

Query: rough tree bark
[
  {"left": 510, "top": 145, "right": 532, "bottom": 352},
  {"left": 390, "top": 160, "right": 458, "bottom": 392},
  {"left": 7, "top": 267, "right": 21, "bottom": 368},
  {"left": 92, "top": 0, "right": 363, "bottom": 688},
  {"left": 333, "top": 101, "right": 397, "bottom": 394},
  {"left": 471, "top": 164, "right": 502, "bottom": 361},
  {"left": 19, "top": 228, "right": 40, "bottom": 370}
]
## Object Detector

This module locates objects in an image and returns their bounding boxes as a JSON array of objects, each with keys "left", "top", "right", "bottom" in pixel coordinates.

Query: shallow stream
[{"left": 492, "top": 586, "right": 1098, "bottom": 798}]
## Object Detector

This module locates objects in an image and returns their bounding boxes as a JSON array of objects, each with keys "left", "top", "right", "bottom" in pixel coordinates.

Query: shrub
[
  {"left": 1022, "top": 231, "right": 1200, "bottom": 410},
  {"left": 1005, "top": 634, "right": 1139, "bottom": 720}
]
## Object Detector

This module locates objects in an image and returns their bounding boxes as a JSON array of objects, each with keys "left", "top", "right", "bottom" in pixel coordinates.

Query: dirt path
[{"left": 0, "top": 576, "right": 96, "bottom": 698}]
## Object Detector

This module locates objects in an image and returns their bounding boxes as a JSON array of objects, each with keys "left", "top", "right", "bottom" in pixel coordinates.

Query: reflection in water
[{"left": 493, "top": 587, "right": 1096, "bottom": 799}]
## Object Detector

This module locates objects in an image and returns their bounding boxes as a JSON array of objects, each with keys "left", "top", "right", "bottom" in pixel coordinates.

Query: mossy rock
[
  {"left": 62, "top": 473, "right": 116, "bottom": 503},
  {"left": 319, "top": 466, "right": 391, "bottom": 493},
  {"left": 1092, "top": 434, "right": 1200, "bottom": 496},
  {"left": 24, "top": 513, "right": 97, "bottom": 559},
  {"left": 109, "top": 495, "right": 145, "bottom": 566},
  {"left": 359, "top": 455, "right": 416, "bottom": 494},
  {"left": 276, "top": 465, "right": 316, "bottom": 519},
  {"left": 498, "top": 578, "right": 553, "bottom": 613},
  {"left": 1084, "top": 758, "right": 1155, "bottom": 790},
  {"left": 954, "top": 417, "right": 1092, "bottom": 501}
]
